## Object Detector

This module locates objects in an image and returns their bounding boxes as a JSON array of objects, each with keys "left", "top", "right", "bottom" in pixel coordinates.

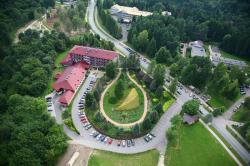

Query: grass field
[
  {"left": 231, "top": 106, "right": 250, "bottom": 123},
  {"left": 221, "top": 50, "right": 250, "bottom": 65},
  {"left": 103, "top": 72, "right": 145, "bottom": 123},
  {"left": 166, "top": 122, "right": 237, "bottom": 166},
  {"left": 88, "top": 150, "right": 159, "bottom": 166},
  {"left": 208, "top": 93, "right": 239, "bottom": 109},
  {"left": 44, "top": 49, "right": 69, "bottom": 95},
  {"left": 55, "top": 49, "right": 70, "bottom": 67}
]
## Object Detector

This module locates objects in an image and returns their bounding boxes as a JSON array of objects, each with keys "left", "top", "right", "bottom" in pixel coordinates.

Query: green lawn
[
  {"left": 231, "top": 106, "right": 250, "bottom": 123},
  {"left": 208, "top": 93, "right": 239, "bottom": 109},
  {"left": 166, "top": 123, "right": 237, "bottom": 166},
  {"left": 103, "top": 72, "right": 145, "bottom": 124},
  {"left": 221, "top": 50, "right": 250, "bottom": 65},
  {"left": 88, "top": 150, "right": 159, "bottom": 166},
  {"left": 55, "top": 49, "right": 70, "bottom": 67},
  {"left": 44, "top": 49, "right": 69, "bottom": 95}
]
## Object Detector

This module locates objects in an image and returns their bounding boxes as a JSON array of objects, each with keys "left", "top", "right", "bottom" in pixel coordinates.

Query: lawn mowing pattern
[
  {"left": 103, "top": 72, "right": 144, "bottom": 124},
  {"left": 88, "top": 150, "right": 159, "bottom": 166},
  {"left": 166, "top": 122, "right": 237, "bottom": 166},
  {"left": 116, "top": 88, "right": 139, "bottom": 111}
]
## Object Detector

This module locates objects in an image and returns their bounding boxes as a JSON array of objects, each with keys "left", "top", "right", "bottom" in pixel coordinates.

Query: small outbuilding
[{"left": 183, "top": 113, "right": 199, "bottom": 125}]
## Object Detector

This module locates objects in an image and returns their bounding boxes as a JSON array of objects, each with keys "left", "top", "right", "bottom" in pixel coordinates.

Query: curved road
[{"left": 87, "top": 0, "right": 250, "bottom": 163}]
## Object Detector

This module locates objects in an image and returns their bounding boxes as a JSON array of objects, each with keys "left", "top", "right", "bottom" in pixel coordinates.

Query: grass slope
[
  {"left": 88, "top": 150, "right": 159, "bottom": 166},
  {"left": 166, "top": 123, "right": 237, "bottom": 166},
  {"left": 103, "top": 73, "right": 144, "bottom": 123},
  {"left": 116, "top": 88, "right": 139, "bottom": 111}
]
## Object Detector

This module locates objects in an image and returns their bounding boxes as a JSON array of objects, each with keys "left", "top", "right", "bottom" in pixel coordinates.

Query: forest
[{"left": 115, "top": 0, "right": 250, "bottom": 59}]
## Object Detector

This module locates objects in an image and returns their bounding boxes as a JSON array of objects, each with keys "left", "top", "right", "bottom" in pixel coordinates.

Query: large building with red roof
[
  {"left": 61, "top": 45, "right": 118, "bottom": 67},
  {"left": 53, "top": 61, "right": 90, "bottom": 106},
  {"left": 54, "top": 46, "right": 118, "bottom": 106}
]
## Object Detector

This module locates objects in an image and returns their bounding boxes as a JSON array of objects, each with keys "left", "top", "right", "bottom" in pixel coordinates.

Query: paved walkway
[{"left": 99, "top": 70, "right": 148, "bottom": 127}]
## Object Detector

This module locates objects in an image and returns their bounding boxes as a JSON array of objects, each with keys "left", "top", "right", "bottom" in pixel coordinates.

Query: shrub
[
  {"left": 154, "top": 103, "right": 163, "bottom": 112},
  {"left": 142, "top": 118, "right": 151, "bottom": 130},
  {"left": 108, "top": 96, "right": 117, "bottom": 104},
  {"left": 152, "top": 98, "right": 159, "bottom": 103},
  {"left": 213, "top": 108, "right": 223, "bottom": 117},
  {"left": 155, "top": 86, "right": 163, "bottom": 98},
  {"left": 150, "top": 111, "right": 159, "bottom": 124},
  {"left": 163, "top": 91, "right": 171, "bottom": 100},
  {"left": 181, "top": 100, "right": 199, "bottom": 115}
]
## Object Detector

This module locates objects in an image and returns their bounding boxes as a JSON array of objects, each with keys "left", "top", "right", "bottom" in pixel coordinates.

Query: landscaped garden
[
  {"left": 88, "top": 150, "right": 159, "bottom": 166},
  {"left": 103, "top": 72, "right": 145, "bottom": 123},
  {"left": 166, "top": 115, "right": 237, "bottom": 166}
]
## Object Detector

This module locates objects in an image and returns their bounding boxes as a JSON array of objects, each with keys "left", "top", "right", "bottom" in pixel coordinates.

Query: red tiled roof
[
  {"left": 55, "top": 72, "right": 62, "bottom": 80},
  {"left": 61, "top": 45, "right": 118, "bottom": 65},
  {"left": 59, "top": 90, "right": 74, "bottom": 105},
  {"left": 52, "top": 61, "right": 90, "bottom": 92}
]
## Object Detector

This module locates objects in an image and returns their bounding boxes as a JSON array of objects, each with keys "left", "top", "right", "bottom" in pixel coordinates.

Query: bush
[
  {"left": 152, "top": 98, "right": 159, "bottom": 103},
  {"left": 163, "top": 91, "right": 171, "bottom": 100},
  {"left": 181, "top": 100, "right": 199, "bottom": 115},
  {"left": 244, "top": 97, "right": 250, "bottom": 109},
  {"left": 154, "top": 103, "right": 163, "bottom": 112},
  {"left": 142, "top": 118, "right": 151, "bottom": 130},
  {"left": 108, "top": 96, "right": 117, "bottom": 104},
  {"left": 150, "top": 111, "right": 159, "bottom": 124},
  {"left": 213, "top": 108, "right": 223, "bottom": 117},
  {"left": 155, "top": 86, "right": 163, "bottom": 98},
  {"left": 202, "top": 113, "right": 213, "bottom": 124},
  {"left": 62, "top": 107, "right": 71, "bottom": 119},
  {"left": 64, "top": 118, "right": 79, "bottom": 134},
  {"left": 163, "top": 99, "right": 174, "bottom": 111}
]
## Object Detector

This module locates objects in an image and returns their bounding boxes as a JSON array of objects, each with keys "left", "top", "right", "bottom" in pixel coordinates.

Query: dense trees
[
  {"left": 0, "top": 0, "right": 55, "bottom": 49},
  {"left": 182, "top": 100, "right": 199, "bottom": 116},
  {"left": 56, "top": 0, "right": 88, "bottom": 33},
  {"left": 153, "top": 64, "right": 165, "bottom": 87},
  {"left": 126, "top": 0, "right": 250, "bottom": 59},
  {"left": 0, "top": 95, "right": 68, "bottom": 165},
  {"left": 97, "top": 0, "right": 122, "bottom": 39},
  {"left": 0, "top": 30, "right": 70, "bottom": 165},
  {"left": 181, "top": 57, "right": 212, "bottom": 89},
  {"left": 105, "top": 62, "right": 117, "bottom": 79}
]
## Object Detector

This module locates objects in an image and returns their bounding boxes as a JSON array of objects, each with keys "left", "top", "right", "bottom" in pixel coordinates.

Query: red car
[{"left": 108, "top": 138, "right": 113, "bottom": 145}]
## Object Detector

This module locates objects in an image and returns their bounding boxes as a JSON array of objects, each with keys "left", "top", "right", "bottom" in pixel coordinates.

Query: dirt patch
[{"left": 57, "top": 143, "right": 93, "bottom": 166}]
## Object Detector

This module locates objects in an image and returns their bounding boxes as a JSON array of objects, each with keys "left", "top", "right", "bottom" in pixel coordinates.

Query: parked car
[
  {"left": 108, "top": 138, "right": 113, "bottom": 144},
  {"left": 85, "top": 125, "right": 92, "bottom": 130},
  {"left": 104, "top": 137, "right": 109, "bottom": 144},
  {"left": 96, "top": 134, "right": 102, "bottom": 141},
  {"left": 144, "top": 136, "right": 149, "bottom": 142},
  {"left": 100, "top": 135, "right": 106, "bottom": 142},
  {"left": 117, "top": 140, "right": 121, "bottom": 146},
  {"left": 127, "top": 140, "right": 131, "bottom": 147},
  {"left": 131, "top": 139, "right": 135, "bottom": 146},
  {"left": 150, "top": 133, "right": 156, "bottom": 137},
  {"left": 122, "top": 140, "right": 126, "bottom": 147}
]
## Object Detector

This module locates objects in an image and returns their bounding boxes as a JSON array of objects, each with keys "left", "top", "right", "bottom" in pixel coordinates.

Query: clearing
[
  {"left": 166, "top": 122, "right": 237, "bottom": 166},
  {"left": 88, "top": 150, "right": 159, "bottom": 166}
]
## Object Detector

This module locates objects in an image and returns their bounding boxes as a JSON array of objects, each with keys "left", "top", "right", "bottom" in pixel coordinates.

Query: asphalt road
[{"left": 87, "top": 0, "right": 250, "bottom": 163}]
